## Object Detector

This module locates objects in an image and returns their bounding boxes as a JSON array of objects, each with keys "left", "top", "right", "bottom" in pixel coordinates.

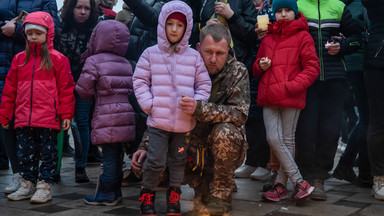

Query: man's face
[
  {"left": 73, "top": 0, "right": 91, "bottom": 24},
  {"left": 197, "top": 35, "right": 229, "bottom": 76}
]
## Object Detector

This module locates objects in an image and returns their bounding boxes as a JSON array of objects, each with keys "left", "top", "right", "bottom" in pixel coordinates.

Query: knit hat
[
  {"left": 167, "top": 12, "right": 187, "bottom": 27},
  {"left": 272, "top": 0, "right": 298, "bottom": 15},
  {"left": 24, "top": 23, "right": 47, "bottom": 34}
]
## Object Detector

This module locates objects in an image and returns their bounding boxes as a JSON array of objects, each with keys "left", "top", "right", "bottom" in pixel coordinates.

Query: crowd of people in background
[{"left": 0, "top": 0, "right": 383, "bottom": 215}]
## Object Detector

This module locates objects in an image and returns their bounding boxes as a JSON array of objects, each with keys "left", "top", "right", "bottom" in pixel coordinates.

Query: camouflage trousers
[{"left": 185, "top": 122, "right": 247, "bottom": 202}]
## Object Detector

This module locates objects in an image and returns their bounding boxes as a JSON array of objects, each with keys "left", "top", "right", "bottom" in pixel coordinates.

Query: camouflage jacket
[{"left": 193, "top": 53, "right": 250, "bottom": 127}]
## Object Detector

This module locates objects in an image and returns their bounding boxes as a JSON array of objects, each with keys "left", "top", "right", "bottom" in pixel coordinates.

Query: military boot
[
  {"left": 166, "top": 186, "right": 181, "bottom": 216},
  {"left": 139, "top": 188, "right": 156, "bottom": 216},
  {"left": 205, "top": 196, "right": 232, "bottom": 215}
]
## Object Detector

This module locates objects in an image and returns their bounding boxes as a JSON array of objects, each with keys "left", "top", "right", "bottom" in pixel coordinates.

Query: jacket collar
[{"left": 269, "top": 12, "right": 309, "bottom": 38}]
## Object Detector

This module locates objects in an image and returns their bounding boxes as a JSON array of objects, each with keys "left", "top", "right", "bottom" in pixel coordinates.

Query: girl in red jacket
[
  {"left": 252, "top": 0, "right": 319, "bottom": 203},
  {"left": 0, "top": 11, "right": 75, "bottom": 204}
]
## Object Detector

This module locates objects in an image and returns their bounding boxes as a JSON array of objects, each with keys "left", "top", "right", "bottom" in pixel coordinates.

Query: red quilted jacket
[
  {"left": 0, "top": 11, "right": 75, "bottom": 130},
  {"left": 253, "top": 12, "right": 320, "bottom": 110}
]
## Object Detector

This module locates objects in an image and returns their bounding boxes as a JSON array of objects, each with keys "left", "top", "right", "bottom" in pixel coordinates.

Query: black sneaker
[
  {"left": 166, "top": 186, "right": 181, "bottom": 216},
  {"left": 332, "top": 164, "right": 356, "bottom": 184},
  {"left": 356, "top": 174, "right": 373, "bottom": 188},
  {"left": 75, "top": 168, "right": 89, "bottom": 183},
  {"left": 139, "top": 188, "right": 156, "bottom": 216}
]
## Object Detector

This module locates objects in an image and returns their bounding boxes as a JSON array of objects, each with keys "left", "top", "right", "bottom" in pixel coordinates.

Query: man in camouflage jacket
[{"left": 132, "top": 23, "right": 250, "bottom": 214}]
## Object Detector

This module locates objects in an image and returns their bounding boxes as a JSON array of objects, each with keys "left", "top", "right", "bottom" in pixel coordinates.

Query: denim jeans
[
  {"left": 100, "top": 143, "right": 123, "bottom": 187},
  {"left": 73, "top": 91, "right": 92, "bottom": 168},
  {"left": 263, "top": 106, "right": 302, "bottom": 185}
]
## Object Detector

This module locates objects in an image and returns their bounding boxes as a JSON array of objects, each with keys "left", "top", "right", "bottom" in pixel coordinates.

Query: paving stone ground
[{"left": 0, "top": 144, "right": 383, "bottom": 216}]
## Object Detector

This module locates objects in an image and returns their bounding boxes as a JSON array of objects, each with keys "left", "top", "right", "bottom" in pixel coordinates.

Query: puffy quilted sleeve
[
  {"left": 76, "top": 57, "right": 98, "bottom": 101},
  {"left": 132, "top": 49, "right": 153, "bottom": 115},
  {"left": 193, "top": 54, "right": 211, "bottom": 102},
  {"left": 0, "top": 57, "right": 19, "bottom": 124}
]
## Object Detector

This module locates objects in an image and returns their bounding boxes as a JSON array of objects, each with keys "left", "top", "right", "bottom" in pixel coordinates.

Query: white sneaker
[
  {"left": 7, "top": 178, "right": 36, "bottom": 201},
  {"left": 372, "top": 175, "right": 384, "bottom": 201},
  {"left": 250, "top": 167, "right": 271, "bottom": 181},
  {"left": 5, "top": 173, "right": 22, "bottom": 194},
  {"left": 30, "top": 180, "right": 52, "bottom": 204},
  {"left": 234, "top": 164, "right": 257, "bottom": 178}
]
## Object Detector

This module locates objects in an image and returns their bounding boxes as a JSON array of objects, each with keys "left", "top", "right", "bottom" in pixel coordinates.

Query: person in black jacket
[
  {"left": 332, "top": 0, "right": 372, "bottom": 189},
  {"left": 361, "top": 0, "right": 384, "bottom": 201},
  {"left": 0, "top": 0, "right": 58, "bottom": 194},
  {"left": 190, "top": 0, "right": 258, "bottom": 73},
  {"left": 54, "top": 0, "right": 100, "bottom": 184},
  {"left": 294, "top": 0, "right": 362, "bottom": 201}
]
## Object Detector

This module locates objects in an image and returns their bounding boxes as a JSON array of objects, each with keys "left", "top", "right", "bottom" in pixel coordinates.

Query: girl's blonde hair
[{"left": 21, "top": 41, "right": 53, "bottom": 72}]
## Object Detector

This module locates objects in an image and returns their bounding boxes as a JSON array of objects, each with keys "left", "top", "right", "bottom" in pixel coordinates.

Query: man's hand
[
  {"left": 1, "top": 124, "right": 9, "bottom": 129},
  {"left": 255, "top": 23, "right": 268, "bottom": 40},
  {"left": 259, "top": 57, "right": 271, "bottom": 71},
  {"left": 1, "top": 20, "right": 16, "bottom": 37},
  {"left": 131, "top": 149, "right": 147, "bottom": 172},
  {"left": 214, "top": 2, "right": 234, "bottom": 19},
  {"left": 62, "top": 119, "right": 71, "bottom": 130},
  {"left": 206, "top": 18, "right": 222, "bottom": 26},
  {"left": 326, "top": 42, "right": 340, "bottom": 55},
  {"left": 180, "top": 94, "right": 197, "bottom": 115}
]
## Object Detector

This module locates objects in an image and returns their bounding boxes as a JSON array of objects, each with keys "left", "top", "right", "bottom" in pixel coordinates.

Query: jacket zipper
[
  {"left": 53, "top": 98, "right": 58, "bottom": 121},
  {"left": 28, "top": 46, "right": 37, "bottom": 126},
  {"left": 318, "top": 0, "right": 324, "bottom": 81}
]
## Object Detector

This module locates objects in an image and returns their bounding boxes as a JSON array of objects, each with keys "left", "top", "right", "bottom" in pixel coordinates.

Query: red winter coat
[
  {"left": 0, "top": 11, "right": 75, "bottom": 130},
  {"left": 253, "top": 12, "right": 320, "bottom": 110}
]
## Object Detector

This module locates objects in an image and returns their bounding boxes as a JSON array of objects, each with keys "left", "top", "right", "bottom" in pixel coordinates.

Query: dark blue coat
[{"left": 0, "top": 0, "right": 58, "bottom": 97}]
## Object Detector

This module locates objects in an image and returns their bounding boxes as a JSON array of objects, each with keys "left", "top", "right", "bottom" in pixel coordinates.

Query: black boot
[
  {"left": 166, "top": 186, "right": 181, "bottom": 216},
  {"left": 139, "top": 188, "right": 156, "bottom": 216},
  {"left": 75, "top": 167, "right": 90, "bottom": 183}
]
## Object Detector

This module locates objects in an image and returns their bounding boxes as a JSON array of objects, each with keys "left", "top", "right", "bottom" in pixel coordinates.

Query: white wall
[{"left": 56, "top": 0, "right": 124, "bottom": 13}]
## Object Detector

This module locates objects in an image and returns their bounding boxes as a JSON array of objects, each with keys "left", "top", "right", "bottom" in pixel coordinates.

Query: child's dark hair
[{"left": 21, "top": 42, "right": 53, "bottom": 72}]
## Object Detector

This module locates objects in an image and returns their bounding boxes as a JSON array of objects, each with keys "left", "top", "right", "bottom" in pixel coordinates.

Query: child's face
[
  {"left": 275, "top": 8, "right": 295, "bottom": 21},
  {"left": 26, "top": 29, "right": 46, "bottom": 44},
  {"left": 166, "top": 18, "right": 185, "bottom": 44}
]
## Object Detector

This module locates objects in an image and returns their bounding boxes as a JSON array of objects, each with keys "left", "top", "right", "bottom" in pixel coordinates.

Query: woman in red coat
[{"left": 252, "top": 0, "right": 319, "bottom": 203}]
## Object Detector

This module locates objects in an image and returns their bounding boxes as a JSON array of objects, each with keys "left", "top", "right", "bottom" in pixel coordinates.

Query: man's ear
[{"left": 196, "top": 42, "right": 201, "bottom": 51}]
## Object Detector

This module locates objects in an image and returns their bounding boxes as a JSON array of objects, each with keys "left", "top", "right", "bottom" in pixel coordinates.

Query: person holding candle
[{"left": 252, "top": 0, "right": 320, "bottom": 203}]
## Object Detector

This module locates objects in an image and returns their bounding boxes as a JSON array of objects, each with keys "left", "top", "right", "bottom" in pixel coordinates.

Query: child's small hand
[
  {"left": 62, "top": 119, "right": 71, "bottom": 130},
  {"left": 180, "top": 94, "right": 197, "bottom": 115},
  {"left": 1, "top": 124, "right": 9, "bottom": 129},
  {"left": 255, "top": 23, "right": 268, "bottom": 40},
  {"left": 259, "top": 57, "right": 271, "bottom": 71}
]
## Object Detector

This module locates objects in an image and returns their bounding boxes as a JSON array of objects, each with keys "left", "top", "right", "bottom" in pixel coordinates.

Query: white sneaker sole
[
  {"left": 8, "top": 194, "right": 34, "bottom": 201},
  {"left": 30, "top": 196, "right": 52, "bottom": 204},
  {"left": 372, "top": 189, "right": 384, "bottom": 201}
]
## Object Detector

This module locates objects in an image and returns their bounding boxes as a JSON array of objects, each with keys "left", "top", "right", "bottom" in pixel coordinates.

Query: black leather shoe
[{"left": 75, "top": 168, "right": 89, "bottom": 183}]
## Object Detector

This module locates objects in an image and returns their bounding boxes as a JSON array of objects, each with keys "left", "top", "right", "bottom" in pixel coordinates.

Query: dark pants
[
  {"left": 98, "top": 143, "right": 123, "bottom": 195},
  {"left": 0, "top": 128, "right": 9, "bottom": 166},
  {"left": 16, "top": 127, "right": 59, "bottom": 184},
  {"left": 365, "top": 67, "right": 384, "bottom": 176},
  {"left": 245, "top": 78, "right": 269, "bottom": 167},
  {"left": 339, "top": 71, "right": 370, "bottom": 171},
  {"left": 4, "top": 121, "right": 20, "bottom": 173},
  {"left": 143, "top": 127, "right": 187, "bottom": 190},
  {"left": 296, "top": 80, "right": 347, "bottom": 180}
]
